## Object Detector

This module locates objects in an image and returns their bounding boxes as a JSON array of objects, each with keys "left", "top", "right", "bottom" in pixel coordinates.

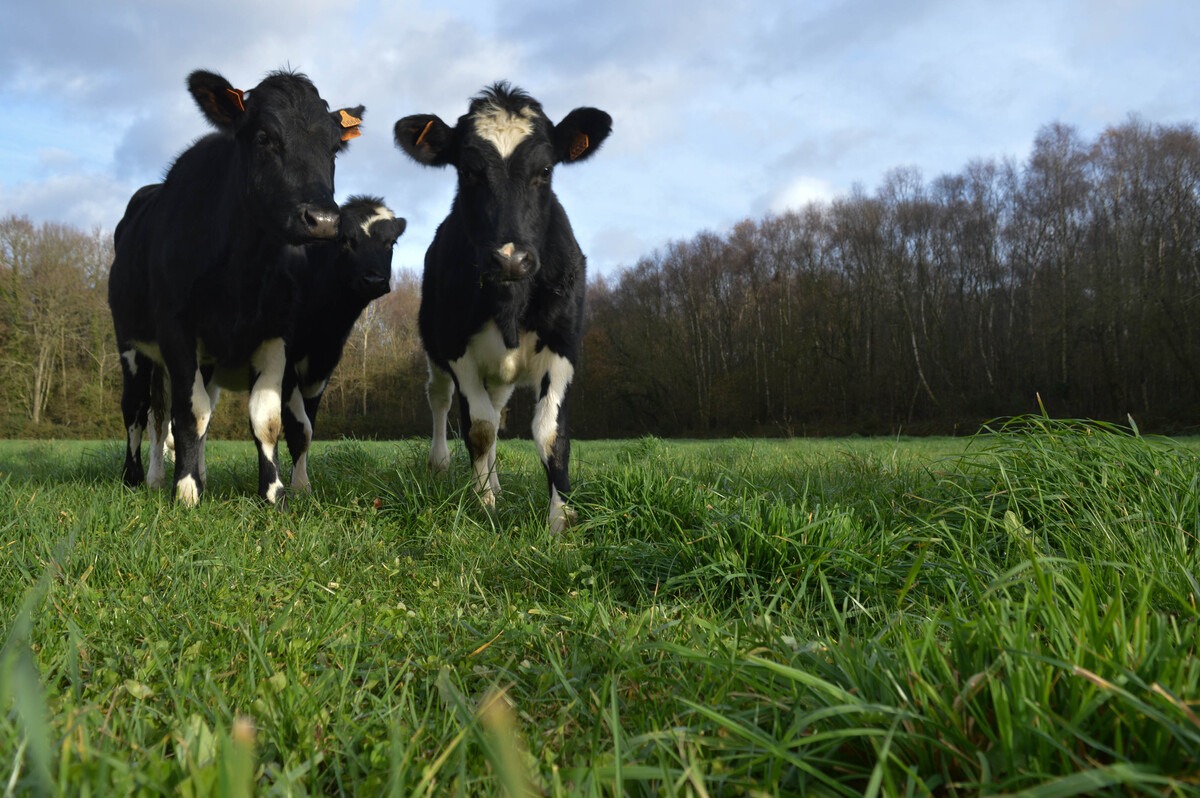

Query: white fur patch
[
  {"left": 473, "top": 104, "right": 535, "bottom": 159},
  {"left": 427, "top": 360, "right": 454, "bottom": 472},
  {"left": 121, "top": 348, "right": 141, "bottom": 376},
  {"left": 532, "top": 352, "right": 575, "bottom": 460},
  {"left": 176, "top": 475, "right": 200, "bottom": 507},
  {"left": 548, "top": 486, "right": 575, "bottom": 535},
  {"left": 443, "top": 320, "right": 575, "bottom": 509},
  {"left": 291, "top": 451, "right": 311, "bottom": 493},
  {"left": 361, "top": 205, "right": 395, "bottom": 235},
  {"left": 190, "top": 369, "right": 212, "bottom": 438},
  {"left": 248, "top": 338, "right": 286, "bottom": 445},
  {"left": 287, "top": 385, "right": 313, "bottom": 492}
]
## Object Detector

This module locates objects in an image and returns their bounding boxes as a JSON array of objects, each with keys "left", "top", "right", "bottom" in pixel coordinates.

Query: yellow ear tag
[
  {"left": 568, "top": 132, "right": 589, "bottom": 161},
  {"left": 225, "top": 87, "right": 246, "bottom": 112}
]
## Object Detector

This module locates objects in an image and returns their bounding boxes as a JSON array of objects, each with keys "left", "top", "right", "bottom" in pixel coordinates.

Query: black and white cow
[
  {"left": 280, "top": 196, "right": 405, "bottom": 490},
  {"left": 109, "top": 69, "right": 364, "bottom": 507},
  {"left": 393, "top": 83, "right": 611, "bottom": 533}
]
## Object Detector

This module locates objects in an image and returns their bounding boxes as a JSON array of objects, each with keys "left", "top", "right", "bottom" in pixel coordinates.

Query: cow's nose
[
  {"left": 300, "top": 204, "right": 339, "bottom": 239},
  {"left": 492, "top": 244, "right": 533, "bottom": 280}
]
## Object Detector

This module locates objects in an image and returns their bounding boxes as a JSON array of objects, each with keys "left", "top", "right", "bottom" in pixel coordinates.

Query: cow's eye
[
  {"left": 256, "top": 130, "right": 278, "bottom": 152},
  {"left": 462, "top": 167, "right": 484, "bottom": 186},
  {"left": 533, "top": 165, "right": 552, "bottom": 187}
]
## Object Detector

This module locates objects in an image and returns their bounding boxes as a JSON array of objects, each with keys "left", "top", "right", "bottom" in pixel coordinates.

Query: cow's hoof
[
  {"left": 176, "top": 476, "right": 201, "bottom": 508},
  {"left": 549, "top": 504, "right": 576, "bottom": 535}
]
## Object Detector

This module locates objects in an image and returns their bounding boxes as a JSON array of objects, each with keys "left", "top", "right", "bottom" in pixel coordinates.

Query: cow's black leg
[
  {"left": 144, "top": 365, "right": 171, "bottom": 488},
  {"left": 118, "top": 348, "right": 153, "bottom": 487},
  {"left": 532, "top": 355, "right": 577, "bottom": 533},
  {"left": 161, "top": 333, "right": 211, "bottom": 507},
  {"left": 248, "top": 337, "right": 287, "bottom": 507}
]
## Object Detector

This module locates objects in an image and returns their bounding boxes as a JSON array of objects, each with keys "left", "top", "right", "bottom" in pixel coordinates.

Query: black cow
[
  {"left": 109, "top": 69, "right": 364, "bottom": 507},
  {"left": 394, "top": 83, "right": 611, "bottom": 533},
  {"left": 148, "top": 196, "right": 406, "bottom": 493}
]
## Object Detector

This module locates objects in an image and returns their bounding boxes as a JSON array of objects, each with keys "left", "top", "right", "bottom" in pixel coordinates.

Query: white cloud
[
  {"left": 768, "top": 176, "right": 838, "bottom": 215},
  {"left": 1, "top": 0, "right": 1200, "bottom": 278}
]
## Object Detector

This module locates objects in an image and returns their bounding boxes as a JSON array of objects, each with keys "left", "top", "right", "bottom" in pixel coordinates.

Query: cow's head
[
  {"left": 188, "top": 69, "right": 365, "bottom": 243},
  {"left": 338, "top": 196, "right": 406, "bottom": 300},
  {"left": 394, "top": 82, "right": 611, "bottom": 282}
]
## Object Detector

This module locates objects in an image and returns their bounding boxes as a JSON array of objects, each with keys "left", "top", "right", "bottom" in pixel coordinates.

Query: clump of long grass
[{"left": 2, "top": 422, "right": 1198, "bottom": 795}]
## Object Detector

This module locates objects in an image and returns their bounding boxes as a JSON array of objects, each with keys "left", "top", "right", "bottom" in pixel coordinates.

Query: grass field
[{"left": 2, "top": 418, "right": 1199, "bottom": 796}]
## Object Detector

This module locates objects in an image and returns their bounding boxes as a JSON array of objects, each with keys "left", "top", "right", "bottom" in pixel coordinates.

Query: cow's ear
[
  {"left": 394, "top": 114, "right": 455, "bottom": 167},
  {"left": 553, "top": 107, "right": 612, "bottom": 165},
  {"left": 187, "top": 70, "right": 246, "bottom": 132},
  {"left": 334, "top": 105, "right": 366, "bottom": 146},
  {"left": 381, "top": 216, "right": 407, "bottom": 242}
]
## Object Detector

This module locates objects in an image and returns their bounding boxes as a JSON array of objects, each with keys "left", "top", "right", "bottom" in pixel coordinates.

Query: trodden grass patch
[{"left": 2, "top": 419, "right": 1198, "bottom": 795}]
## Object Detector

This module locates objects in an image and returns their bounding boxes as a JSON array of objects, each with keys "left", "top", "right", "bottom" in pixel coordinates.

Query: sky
[{"left": 2, "top": 0, "right": 1199, "bottom": 278}]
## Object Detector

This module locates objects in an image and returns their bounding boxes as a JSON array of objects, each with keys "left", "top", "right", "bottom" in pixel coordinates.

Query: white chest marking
[{"left": 454, "top": 321, "right": 557, "bottom": 389}]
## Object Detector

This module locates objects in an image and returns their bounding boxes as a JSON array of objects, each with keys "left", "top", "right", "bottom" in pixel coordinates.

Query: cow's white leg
[
  {"left": 449, "top": 363, "right": 501, "bottom": 507},
  {"left": 286, "top": 384, "right": 313, "bottom": 493},
  {"left": 427, "top": 358, "right": 454, "bottom": 472},
  {"left": 485, "top": 382, "right": 516, "bottom": 498},
  {"left": 249, "top": 338, "right": 286, "bottom": 506},
  {"left": 532, "top": 353, "right": 576, "bottom": 534}
]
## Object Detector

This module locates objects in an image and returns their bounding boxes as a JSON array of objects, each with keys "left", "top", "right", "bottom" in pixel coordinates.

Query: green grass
[{"left": 2, "top": 420, "right": 1198, "bottom": 795}]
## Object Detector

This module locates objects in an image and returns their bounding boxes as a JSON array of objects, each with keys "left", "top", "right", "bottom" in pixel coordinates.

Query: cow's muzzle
[
  {"left": 298, "top": 203, "right": 340, "bottom": 240},
  {"left": 489, "top": 244, "right": 536, "bottom": 282},
  {"left": 353, "top": 273, "right": 392, "bottom": 300}
]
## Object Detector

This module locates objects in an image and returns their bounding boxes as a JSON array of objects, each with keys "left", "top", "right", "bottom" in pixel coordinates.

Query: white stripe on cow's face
[
  {"left": 361, "top": 205, "right": 394, "bottom": 235},
  {"left": 473, "top": 104, "right": 536, "bottom": 159}
]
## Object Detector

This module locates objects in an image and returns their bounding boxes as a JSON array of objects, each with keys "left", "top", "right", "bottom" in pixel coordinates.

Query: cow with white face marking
[
  {"left": 280, "top": 195, "right": 405, "bottom": 491},
  {"left": 394, "top": 82, "right": 612, "bottom": 533},
  {"left": 109, "top": 68, "right": 364, "bottom": 507}
]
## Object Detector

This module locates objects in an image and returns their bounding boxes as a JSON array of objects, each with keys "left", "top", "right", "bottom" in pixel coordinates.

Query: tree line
[{"left": 2, "top": 115, "right": 1199, "bottom": 441}]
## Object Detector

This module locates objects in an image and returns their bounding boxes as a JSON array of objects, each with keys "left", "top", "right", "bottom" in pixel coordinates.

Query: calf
[
  {"left": 394, "top": 83, "right": 611, "bottom": 533},
  {"left": 280, "top": 195, "right": 406, "bottom": 490},
  {"left": 109, "top": 68, "right": 364, "bottom": 507}
]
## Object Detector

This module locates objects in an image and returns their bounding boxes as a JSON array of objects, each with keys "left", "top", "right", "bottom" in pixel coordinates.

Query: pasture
[{"left": 2, "top": 419, "right": 1198, "bottom": 795}]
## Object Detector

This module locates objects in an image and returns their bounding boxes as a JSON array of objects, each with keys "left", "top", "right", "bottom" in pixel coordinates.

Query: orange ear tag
[
  {"left": 569, "top": 132, "right": 589, "bottom": 161},
  {"left": 225, "top": 88, "right": 246, "bottom": 112},
  {"left": 339, "top": 109, "right": 363, "bottom": 141},
  {"left": 415, "top": 119, "right": 434, "bottom": 148}
]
